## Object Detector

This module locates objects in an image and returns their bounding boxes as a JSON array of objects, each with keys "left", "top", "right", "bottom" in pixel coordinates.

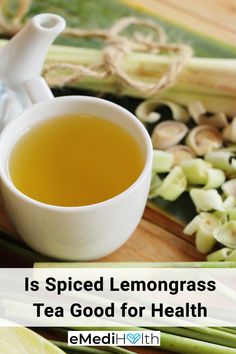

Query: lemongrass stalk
[
  {"left": 160, "top": 332, "right": 236, "bottom": 353},
  {"left": 158, "top": 327, "right": 236, "bottom": 349},
  {"left": 1, "top": 39, "right": 236, "bottom": 102},
  {"left": 207, "top": 248, "right": 232, "bottom": 262},
  {"left": 189, "top": 327, "right": 236, "bottom": 345},
  {"left": 52, "top": 341, "right": 135, "bottom": 354},
  {"left": 216, "top": 328, "right": 236, "bottom": 336},
  {"left": 195, "top": 226, "right": 216, "bottom": 254},
  {"left": 152, "top": 150, "right": 174, "bottom": 173},
  {"left": 34, "top": 262, "right": 236, "bottom": 268}
]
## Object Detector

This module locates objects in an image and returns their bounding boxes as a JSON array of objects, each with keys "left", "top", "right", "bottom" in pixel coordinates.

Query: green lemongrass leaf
[
  {"left": 190, "top": 189, "right": 224, "bottom": 212},
  {"left": 222, "top": 179, "right": 236, "bottom": 198},
  {"left": 226, "top": 249, "right": 236, "bottom": 261},
  {"left": 152, "top": 150, "right": 174, "bottom": 173},
  {"left": 203, "top": 168, "right": 225, "bottom": 190},
  {"left": 213, "top": 221, "right": 236, "bottom": 248},
  {"left": 180, "top": 159, "right": 210, "bottom": 185},
  {"left": 207, "top": 248, "right": 232, "bottom": 262},
  {"left": 205, "top": 150, "right": 236, "bottom": 172},
  {"left": 154, "top": 166, "right": 187, "bottom": 201}
]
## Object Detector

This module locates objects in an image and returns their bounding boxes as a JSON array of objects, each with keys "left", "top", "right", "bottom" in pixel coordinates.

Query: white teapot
[{"left": 0, "top": 13, "right": 65, "bottom": 130}]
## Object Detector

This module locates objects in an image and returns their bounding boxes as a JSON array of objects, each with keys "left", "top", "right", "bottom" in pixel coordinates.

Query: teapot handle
[{"left": 24, "top": 77, "right": 54, "bottom": 104}]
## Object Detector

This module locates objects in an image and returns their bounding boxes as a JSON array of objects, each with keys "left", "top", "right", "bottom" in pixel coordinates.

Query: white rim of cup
[{"left": 0, "top": 96, "right": 153, "bottom": 212}]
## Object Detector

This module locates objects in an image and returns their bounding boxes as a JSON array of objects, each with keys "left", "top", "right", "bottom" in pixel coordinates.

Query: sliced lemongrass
[
  {"left": 148, "top": 174, "right": 162, "bottom": 199},
  {"left": 183, "top": 215, "right": 201, "bottom": 235},
  {"left": 135, "top": 99, "right": 161, "bottom": 123},
  {"left": 222, "top": 179, "right": 236, "bottom": 198},
  {"left": 223, "top": 116, "right": 236, "bottom": 143},
  {"left": 226, "top": 249, "right": 236, "bottom": 261},
  {"left": 152, "top": 149, "right": 174, "bottom": 173},
  {"left": 151, "top": 120, "right": 188, "bottom": 150},
  {"left": 213, "top": 221, "right": 236, "bottom": 248},
  {"left": 223, "top": 196, "right": 236, "bottom": 211},
  {"left": 199, "top": 112, "right": 228, "bottom": 129},
  {"left": 186, "top": 125, "right": 222, "bottom": 156},
  {"left": 190, "top": 189, "right": 224, "bottom": 212},
  {"left": 194, "top": 213, "right": 218, "bottom": 253},
  {"left": 229, "top": 208, "right": 236, "bottom": 221},
  {"left": 167, "top": 145, "right": 196, "bottom": 166},
  {"left": 180, "top": 158, "right": 210, "bottom": 185},
  {"left": 207, "top": 248, "right": 232, "bottom": 262},
  {"left": 188, "top": 101, "right": 206, "bottom": 124},
  {"left": 135, "top": 99, "right": 190, "bottom": 123},
  {"left": 154, "top": 166, "right": 187, "bottom": 201},
  {"left": 205, "top": 150, "right": 236, "bottom": 172},
  {"left": 195, "top": 227, "right": 216, "bottom": 254},
  {"left": 203, "top": 168, "right": 225, "bottom": 190}
]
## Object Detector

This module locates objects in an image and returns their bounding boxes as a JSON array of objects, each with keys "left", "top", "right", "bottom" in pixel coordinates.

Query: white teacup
[{"left": 0, "top": 79, "right": 153, "bottom": 260}]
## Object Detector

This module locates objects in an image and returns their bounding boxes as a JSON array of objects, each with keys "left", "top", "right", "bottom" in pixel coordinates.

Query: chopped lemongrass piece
[
  {"left": 194, "top": 213, "right": 218, "bottom": 253},
  {"left": 223, "top": 196, "right": 236, "bottom": 211},
  {"left": 154, "top": 166, "right": 187, "bottom": 201},
  {"left": 188, "top": 101, "right": 206, "bottom": 124},
  {"left": 195, "top": 227, "right": 216, "bottom": 254},
  {"left": 186, "top": 125, "right": 222, "bottom": 156},
  {"left": 229, "top": 208, "right": 236, "bottom": 221},
  {"left": 167, "top": 145, "right": 196, "bottom": 166},
  {"left": 152, "top": 150, "right": 174, "bottom": 173},
  {"left": 184, "top": 212, "right": 218, "bottom": 253},
  {"left": 203, "top": 168, "right": 225, "bottom": 190},
  {"left": 180, "top": 158, "right": 210, "bottom": 185},
  {"left": 183, "top": 215, "right": 201, "bottom": 235},
  {"left": 135, "top": 99, "right": 190, "bottom": 123},
  {"left": 190, "top": 189, "right": 224, "bottom": 212},
  {"left": 207, "top": 248, "right": 232, "bottom": 262},
  {"left": 151, "top": 120, "right": 188, "bottom": 150},
  {"left": 223, "top": 116, "right": 236, "bottom": 143},
  {"left": 226, "top": 249, "right": 236, "bottom": 261},
  {"left": 199, "top": 112, "right": 228, "bottom": 129},
  {"left": 149, "top": 174, "right": 162, "bottom": 199},
  {"left": 222, "top": 179, "right": 236, "bottom": 198},
  {"left": 205, "top": 150, "right": 236, "bottom": 172},
  {"left": 135, "top": 99, "right": 161, "bottom": 123},
  {"left": 213, "top": 221, "right": 236, "bottom": 248}
]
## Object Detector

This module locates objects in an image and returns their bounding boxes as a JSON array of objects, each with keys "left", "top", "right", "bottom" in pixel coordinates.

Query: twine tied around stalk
[{"left": 0, "top": 0, "right": 193, "bottom": 95}]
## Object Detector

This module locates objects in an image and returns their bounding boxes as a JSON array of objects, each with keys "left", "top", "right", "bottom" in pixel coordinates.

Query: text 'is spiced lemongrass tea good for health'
[{"left": 9, "top": 114, "right": 144, "bottom": 207}]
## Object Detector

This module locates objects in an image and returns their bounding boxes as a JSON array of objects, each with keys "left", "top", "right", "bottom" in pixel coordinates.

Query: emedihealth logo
[{"left": 68, "top": 330, "right": 161, "bottom": 346}]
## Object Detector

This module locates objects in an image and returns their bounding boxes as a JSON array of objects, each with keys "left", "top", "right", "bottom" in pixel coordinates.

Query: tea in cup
[{"left": 0, "top": 91, "right": 153, "bottom": 260}]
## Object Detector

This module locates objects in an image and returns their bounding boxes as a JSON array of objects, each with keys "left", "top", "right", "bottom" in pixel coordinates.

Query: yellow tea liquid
[{"left": 9, "top": 114, "right": 144, "bottom": 206}]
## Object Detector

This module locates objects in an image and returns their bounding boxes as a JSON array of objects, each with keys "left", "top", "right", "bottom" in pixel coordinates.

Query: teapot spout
[{"left": 0, "top": 13, "right": 65, "bottom": 96}]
